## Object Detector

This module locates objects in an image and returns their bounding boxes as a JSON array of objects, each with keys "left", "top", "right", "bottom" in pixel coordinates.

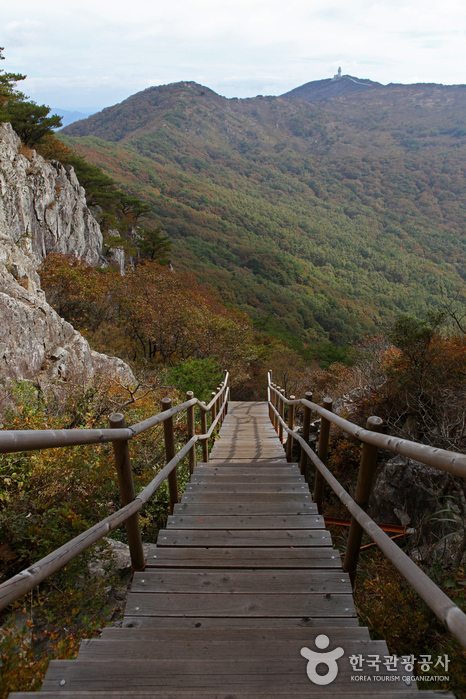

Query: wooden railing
[
  {"left": 0, "top": 373, "right": 230, "bottom": 612},
  {"left": 267, "top": 372, "right": 466, "bottom": 649}
]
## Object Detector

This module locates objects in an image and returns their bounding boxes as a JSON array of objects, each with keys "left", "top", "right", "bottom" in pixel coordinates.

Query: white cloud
[
  {"left": 2, "top": 0, "right": 465, "bottom": 110},
  {"left": 5, "top": 19, "right": 46, "bottom": 47}
]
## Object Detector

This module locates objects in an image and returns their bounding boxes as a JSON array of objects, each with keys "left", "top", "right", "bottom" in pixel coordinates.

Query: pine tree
[{"left": 0, "top": 48, "right": 62, "bottom": 146}]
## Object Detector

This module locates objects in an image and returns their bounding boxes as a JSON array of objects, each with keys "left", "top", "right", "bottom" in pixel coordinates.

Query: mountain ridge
[
  {"left": 281, "top": 74, "right": 382, "bottom": 102},
  {"left": 59, "top": 76, "right": 466, "bottom": 348}
]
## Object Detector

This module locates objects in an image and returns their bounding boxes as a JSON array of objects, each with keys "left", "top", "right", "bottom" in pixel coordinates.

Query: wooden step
[
  {"left": 166, "top": 514, "right": 324, "bottom": 529},
  {"left": 210, "top": 456, "right": 286, "bottom": 465},
  {"left": 79, "top": 629, "right": 373, "bottom": 660},
  {"left": 130, "top": 569, "right": 352, "bottom": 593},
  {"left": 124, "top": 592, "right": 356, "bottom": 617},
  {"left": 184, "top": 483, "right": 309, "bottom": 493},
  {"left": 121, "top": 615, "right": 361, "bottom": 628},
  {"left": 180, "top": 493, "right": 313, "bottom": 505},
  {"left": 189, "top": 473, "right": 304, "bottom": 482},
  {"left": 193, "top": 466, "right": 300, "bottom": 475},
  {"left": 172, "top": 501, "right": 318, "bottom": 515},
  {"left": 156, "top": 529, "right": 332, "bottom": 547},
  {"left": 40, "top": 646, "right": 427, "bottom": 693},
  {"left": 99, "top": 626, "right": 367, "bottom": 641},
  {"left": 145, "top": 547, "right": 342, "bottom": 568}
]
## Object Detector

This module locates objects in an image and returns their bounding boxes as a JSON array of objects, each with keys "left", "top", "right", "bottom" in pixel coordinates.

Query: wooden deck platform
[{"left": 10, "top": 402, "right": 454, "bottom": 697}]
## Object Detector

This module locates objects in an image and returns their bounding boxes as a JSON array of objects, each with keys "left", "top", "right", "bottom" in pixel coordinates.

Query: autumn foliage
[
  {"left": 350, "top": 316, "right": 466, "bottom": 452},
  {"left": 39, "top": 254, "right": 254, "bottom": 383}
]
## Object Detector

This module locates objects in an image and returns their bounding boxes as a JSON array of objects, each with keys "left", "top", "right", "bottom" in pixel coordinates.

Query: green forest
[{"left": 60, "top": 79, "right": 466, "bottom": 351}]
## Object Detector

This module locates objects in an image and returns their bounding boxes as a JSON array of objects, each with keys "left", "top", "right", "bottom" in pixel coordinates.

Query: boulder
[{"left": 368, "top": 454, "right": 449, "bottom": 526}]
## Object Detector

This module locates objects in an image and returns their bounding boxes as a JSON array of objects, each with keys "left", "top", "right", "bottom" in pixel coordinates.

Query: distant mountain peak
[{"left": 281, "top": 75, "right": 383, "bottom": 102}]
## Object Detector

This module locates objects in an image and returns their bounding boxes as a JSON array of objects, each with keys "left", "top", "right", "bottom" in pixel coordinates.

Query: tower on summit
[{"left": 333, "top": 66, "right": 342, "bottom": 79}]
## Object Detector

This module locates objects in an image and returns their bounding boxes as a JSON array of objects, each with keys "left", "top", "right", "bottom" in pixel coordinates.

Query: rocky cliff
[{"left": 0, "top": 123, "right": 134, "bottom": 385}]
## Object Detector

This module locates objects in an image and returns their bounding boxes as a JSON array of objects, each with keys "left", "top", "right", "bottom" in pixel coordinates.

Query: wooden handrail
[
  {"left": 267, "top": 373, "right": 466, "bottom": 478},
  {"left": 0, "top": 372, "right": 230, "bottom": 454},
  {"left": 0, "top": 374, "right": 229, "bottom": 612},
  {"left": 267, "top": 372, "right": 466, "bottom": 649}
]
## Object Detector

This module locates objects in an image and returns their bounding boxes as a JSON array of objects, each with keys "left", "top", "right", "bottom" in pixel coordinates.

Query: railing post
[
  {"left": 314, "top": 397, "right": 333, "bottom": 514},
  {"left": 269, "top": 383, "right": 275, "bottom": 426},
  {"left": 109, "top": 413, "right": 145, "bottom": 572},
  {"left": 272, "top": 384, "right": 279, "bottom": 433},
  {"left": 219, "top": 385, "right": 225, "bottom": 427},
  {"left": 211, "top": 390, "right": 217, "bottom": 450},
  {"left": 300, "top": 392, "right": 313, "bottom": 476},
  {"left": 186, "top": 391, "right": 196, "bottom": 475},
  {"left": 216, "top": 385, "right": 222, "bottom": 426},
  {"left": 286, "top": 395, "right": 295, "bottom": 462},
  {"left": 161, "top": 397, "right": 178, "bottom": 514},
  {"left": 224, "top": 372, "right": 229, "bottom": 416},
  {"left": 200, "top": 401, "right": 209, "bottom": 462},
  {"left": 344, "top": 416, "right": 384, "bottom": 585},
  {"left": 267, "top": 369, "right": 273, "bottom": 423},
  {"left": 278, "top": 388, "right": 284, "bottom": 445},
  {"left": 222, "top": 377, "right": 228, "bottom": 421}
]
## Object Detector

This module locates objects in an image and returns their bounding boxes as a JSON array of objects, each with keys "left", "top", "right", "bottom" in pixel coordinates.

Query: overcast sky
[{"left": 3, "top": 0, "right": 466, "bottom": 114}]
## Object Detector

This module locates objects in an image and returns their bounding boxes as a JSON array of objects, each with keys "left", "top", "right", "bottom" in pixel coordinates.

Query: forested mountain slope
[{"left": 60, "top": 78, "right": 466, "bottom": 347}]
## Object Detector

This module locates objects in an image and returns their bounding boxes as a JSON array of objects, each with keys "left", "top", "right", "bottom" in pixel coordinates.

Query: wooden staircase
[{"left": 10, "top": 402, "right": 454, "bottom": 697}]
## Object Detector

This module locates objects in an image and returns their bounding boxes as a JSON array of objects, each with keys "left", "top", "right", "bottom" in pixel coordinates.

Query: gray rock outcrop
[
  {"left": 369, "top": 454, "right": 449, "bottom": 526},
  {"left": 0, "top": 122, "right": 134, "bottom": 385}
]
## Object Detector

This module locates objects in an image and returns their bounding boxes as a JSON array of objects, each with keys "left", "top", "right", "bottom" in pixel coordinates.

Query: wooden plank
[
  {"left": 214, "top": 432, "right": 280, "bottom": 438},
  {"left": 121, "top": 615, "right": 361, "bottom": 629},
  {"left": 156, "top": 529, "right": 332, "bottom": 547},
  {"left": 190, "top": 478, "right": 305, "bottom": 486},
  {"left": 196, "top": 460, "right": 294, "bottom": 464},
  {"left": 173, "top": 502, "right": 317, "bottom": 515},
  {"left": 213, "top": 424, "right": 278, "bottom": 428},
  {"left": 212, "top": 441, "right": 282, "bottom": 447},
  {"left": 211, "top": 440, "right": 282, "bottom": 444},
  {"left": 145, "top": 547, "right": 343, "bottom": 568},
  {"left": 208, "top": 458, "right": 288, "bottom": 463},
  {"left": 211, "top": 434, "right": 281, "bottom": 439},
  {"left": 209, "top": 447, "right": 284, "bottom": 450},
  {"left": 180, "top": 493, "right": 314, "bottom": 504},
  {"left": 214, "top": 440, "right": 279, "bottom": 445},
  {"left": 193, "top": 466, "right": 300, "bottom": 474},
  {"left": 190, "top": 474, "right": 305, "bottom": 483},
  {"left": 100, "top": 626, "right": 369, "bottom": 641},
  {"left": 217, "top": 442, "right": 282, "bottom": 446},
  {"left": 210, "top": 447, "right": 285, "bottom": 453},
  {"left": 207, "top": 456, "right": 287, "bottom": 460},
  {"left": 166, "top": 515, "right": 324, "bottom": 529},
  {"left": 80, "top": 633, "right": 376, "bottom": 660},
  {"left": 195, "top": 461, "right": 298, "bottom": 467},
  {"left": 125, "top": 592, "right": 356, "bottom": 617},
  {"left": 209, "top": 454, "right": 287, "bottom": 461},
  {"left": 216, "top": 435, "right": 280, "bottom": 439},
  {"left": 42, "top": 644, "right": 424, "bottom": 693},
  {"left": 173, "top": 502, "right": 318, "bottom": 515},
  {"left": 213, "top": 434, "right": 281, "bottom": 440},
  {"left": 131, "top": 569, "right": 351, "bottom": 593},
  {"left": 184, "top": 483, "right": 309, "bottom": 493},
  {"left": 212, "top": 442, "right": 282, "bottom": 448}
]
